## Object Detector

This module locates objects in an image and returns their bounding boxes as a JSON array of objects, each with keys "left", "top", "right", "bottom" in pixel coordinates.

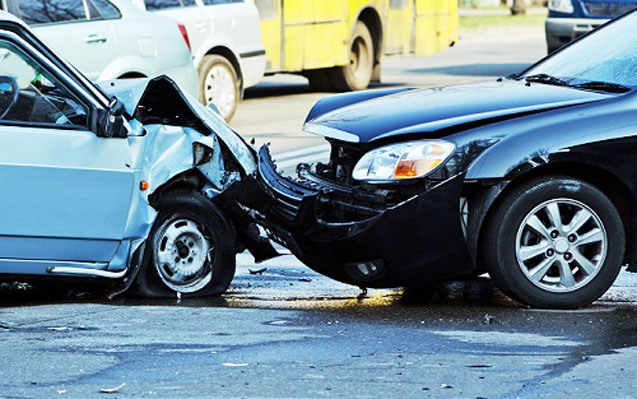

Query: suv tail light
[{"left": 177, "top": 23, "right": 191, "bottom": 52}]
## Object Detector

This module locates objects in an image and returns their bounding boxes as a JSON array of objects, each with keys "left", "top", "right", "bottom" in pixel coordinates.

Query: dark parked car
[
  {"left": 546, "top": 0, "right": 637, "bottom": 52},
  {"left": 257, "top": 11, "right": 637, "bottom": 309}
]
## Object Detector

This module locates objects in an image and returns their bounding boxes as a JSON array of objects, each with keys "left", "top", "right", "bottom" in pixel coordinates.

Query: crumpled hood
[
  {"left": 305, "top": 80, "right": 612, "bottom": 143},
  {"left": 99, "top": 77, "right": 256, "bottom": 175}
]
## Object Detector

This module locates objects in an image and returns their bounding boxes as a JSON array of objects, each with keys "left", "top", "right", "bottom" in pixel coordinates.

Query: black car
[{"left": 256, "top": 11, "right": 637, "bottom": 309}]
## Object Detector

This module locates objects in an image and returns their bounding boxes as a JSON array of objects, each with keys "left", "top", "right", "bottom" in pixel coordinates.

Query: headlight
[
  {"left": 548, "top": 0, "right": 574, "bottom": 13},
  {"left": 352, "top": 140, "right": 455, "bottom": 182}
]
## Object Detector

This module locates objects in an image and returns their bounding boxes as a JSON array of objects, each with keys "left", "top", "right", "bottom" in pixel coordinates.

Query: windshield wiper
[
  {"left": 525, "top": 73, "right": 572, "bottom": 87},
  {"left": 570, "top": 81, "right": 631, "bottom": 93}
]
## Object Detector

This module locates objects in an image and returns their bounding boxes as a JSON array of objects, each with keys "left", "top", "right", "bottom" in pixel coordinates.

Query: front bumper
[
  {"left": 545, "top": 17, "right": 608, "bottom": 51},
  {"left": 256, "top": 146, "right": 473, "bottom": 288}
]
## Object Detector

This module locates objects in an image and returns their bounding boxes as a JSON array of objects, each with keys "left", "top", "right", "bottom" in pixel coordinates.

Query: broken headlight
[{"left": 352, "top": 140, "right": 455, "bottom": 182}]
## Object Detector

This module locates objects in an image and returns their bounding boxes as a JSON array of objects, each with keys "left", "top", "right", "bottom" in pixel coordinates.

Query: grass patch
[{"left": 460, "top": 13, "right": 545, "bottom": 30}]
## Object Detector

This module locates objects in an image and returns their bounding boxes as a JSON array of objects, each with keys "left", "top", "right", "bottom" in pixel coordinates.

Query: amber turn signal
[{"left": 140, "top": 181, "right": 149, "bottom": 190}]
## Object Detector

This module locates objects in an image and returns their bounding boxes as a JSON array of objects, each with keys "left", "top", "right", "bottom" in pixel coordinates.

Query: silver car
[
  {"left": 0, "top": 11, "right": 275, "bottom": 297},
  {"left": 2, "top": 0, "right": 199, "bottom": 97}
]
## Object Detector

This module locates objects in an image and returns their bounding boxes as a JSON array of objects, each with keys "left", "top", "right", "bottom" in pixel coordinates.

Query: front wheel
[
  {"left": 198, "top": 54, "right": 240, "bottom": 121},
  {"left": 133, "top": 190, "right": 236, "bottom": 298},
  {"left": 483, "top": 176, "right": 624, "bottom": 309}
]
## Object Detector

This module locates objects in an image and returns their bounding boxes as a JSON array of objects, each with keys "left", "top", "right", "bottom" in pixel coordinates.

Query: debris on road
[
  {"left": 298, "top": 277, "right": 312, "bottom": 282},
  {"left": 249, "top": 268, "right": 267, "bottom": 275},
  {"left": 99, "top": 383, "right": 126, "bottom": 393},
  {"left": 440, "top": 383, "right": 453, "bottom": 389},
  {"left": 483, "top": 314, "right": 496, "bottom": 325},
  {"left": 222, "top": 363, "right": 249, "bottom": 367}
]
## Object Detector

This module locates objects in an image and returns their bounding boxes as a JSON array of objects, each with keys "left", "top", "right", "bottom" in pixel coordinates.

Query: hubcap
[
  {"left": 153, "top": 216, "right": 214, "bottom": 293},
  {"left": 204, "top": 64, "right": 236, "bottom": 119},
  {"left": 515, "top": 198, "right": 607, "bottom": 293}
]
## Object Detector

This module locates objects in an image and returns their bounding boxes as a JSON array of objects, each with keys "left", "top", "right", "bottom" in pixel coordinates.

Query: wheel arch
[
  {"left": 118, "top": 72, "right": 147, "bottom": 79},
  {"left": 204, "top": 46, "right": 244, "bottom": 93},
  {"left": 467, "top": 161, "right": 633, "bottom": 269}
]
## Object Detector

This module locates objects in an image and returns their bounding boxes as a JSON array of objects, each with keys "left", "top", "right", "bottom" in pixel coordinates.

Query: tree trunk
[{"left": 511, "top": 0, "right": 527, "bottom": 15}]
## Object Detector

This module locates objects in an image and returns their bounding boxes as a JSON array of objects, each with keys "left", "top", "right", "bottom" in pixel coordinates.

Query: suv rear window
[{"left": 16, "top": 0, "right": 87, "bottom": 25}]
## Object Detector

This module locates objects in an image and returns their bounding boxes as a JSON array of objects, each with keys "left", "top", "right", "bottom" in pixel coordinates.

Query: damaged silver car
[{"left": 0, "top": 12, "right": 276, "bottom": 297}]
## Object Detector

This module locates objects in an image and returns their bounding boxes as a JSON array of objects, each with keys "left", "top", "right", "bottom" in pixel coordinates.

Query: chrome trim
[
  {"left": 47, "top": 266, "right": 128, "bottom": 278},
  {"left": 304, "top": 123, "right": 360, "bottom": 143}
]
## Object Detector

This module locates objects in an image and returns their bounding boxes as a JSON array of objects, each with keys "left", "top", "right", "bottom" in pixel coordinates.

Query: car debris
[{"left": 99, "top": 383, "right": 126, "bottom": 394}]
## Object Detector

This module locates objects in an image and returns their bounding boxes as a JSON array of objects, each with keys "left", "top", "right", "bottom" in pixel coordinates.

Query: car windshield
[{"left": 522, "top": 12, "right": 637, "bottom": 90}]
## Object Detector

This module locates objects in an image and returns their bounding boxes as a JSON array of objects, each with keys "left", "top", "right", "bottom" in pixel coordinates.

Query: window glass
[
  {"left": 88, "top": 0, "right": 121, "bottom": 20},
  {"left": 17, "top": 0, "right": 87, "bottom": 25},
  {"left": 0, "top": 40, "right": 88, "bottom": 127},
  {"left": 202, "top": 0, "right": 242, "bottom": 5},
  {"left": 390, "top": 0, "right": 408, "bottom": 9},
  {"left": 144, "top": 0, "right": 182, "bottom": 10},
  {"left": 524, "top": 13, "right": 637, "bottom": 88},
  {"left": 254, "top": 0, "right": 275, "bottom": 19}
]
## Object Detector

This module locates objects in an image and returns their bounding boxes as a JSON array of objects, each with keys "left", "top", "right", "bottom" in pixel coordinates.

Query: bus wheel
[
  {"left": 198, "top": 54, "right": 240, "bottom": 122},
  {"left": 329, "top": 21, "right": 374, "bottom": 91}
]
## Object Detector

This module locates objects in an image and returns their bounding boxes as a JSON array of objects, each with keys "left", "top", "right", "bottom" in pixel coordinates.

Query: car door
[
  {"left": 0, "top": 33, "right": 135, "bottom": 273},
  {"left": 9, "top": 0, "right": 119, "bottom": 81},
  {"left": 143, "top": 0, "right": 211, "bottom": 57}
]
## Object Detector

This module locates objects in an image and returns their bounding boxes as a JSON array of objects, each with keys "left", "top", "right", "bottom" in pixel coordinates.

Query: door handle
[{"left": 84, "top": 34, "right": 107, "bottom": 44}]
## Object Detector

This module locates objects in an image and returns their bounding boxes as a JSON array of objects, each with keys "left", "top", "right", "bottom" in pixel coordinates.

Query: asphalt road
[{"left": 1, "top": 24, "right": 635, "bottom": 399}]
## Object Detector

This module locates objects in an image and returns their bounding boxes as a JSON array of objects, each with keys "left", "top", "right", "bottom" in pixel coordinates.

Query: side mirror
[{"left": 96, "top": 97, "right": 128, "bottom": 138}]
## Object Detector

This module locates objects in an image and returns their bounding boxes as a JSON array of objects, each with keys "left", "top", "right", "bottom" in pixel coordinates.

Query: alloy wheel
[{"left": 515, "top": 198, "right": 607, "bottom": 293}]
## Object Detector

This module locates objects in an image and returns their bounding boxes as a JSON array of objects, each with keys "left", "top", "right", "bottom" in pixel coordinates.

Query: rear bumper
[
  {"left": 256, "top": 146, "right": 473, "bottom": 288},
  {"left": 545, "top": 17, "right": 608, "bottom": 51}
]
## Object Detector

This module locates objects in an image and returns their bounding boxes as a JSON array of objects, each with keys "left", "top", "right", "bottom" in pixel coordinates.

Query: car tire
[
  {"left": 482, "top": 176, "right": 624, "bottom": 309},
  {"left": 306, "top": 68, "right": 334, "bottom": 91},
  {"left": 198, "top": 54, "right": 240, "bottom": 122},
  {"left": 328, "top": 21, "right": 374, "bottom": 91},
  {"left": 133, "top": 190, "right": 236, "bottom": 298}
]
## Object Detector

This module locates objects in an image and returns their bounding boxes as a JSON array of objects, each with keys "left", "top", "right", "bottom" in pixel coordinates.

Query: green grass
[{"left": 460, "top": 13, "right": 545, "bottom": 30}]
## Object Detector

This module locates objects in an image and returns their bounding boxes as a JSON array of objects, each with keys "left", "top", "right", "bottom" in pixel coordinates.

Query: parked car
[
  {"left": 0, "top": 11, "right": 276, "bottom": 297},
  {"left": 130, "top": 0, "right": 265, "bottom": 121},
  {"left": 2, "top": 0, "right": 198, "bottom": 97},
  {"left": 257, "top": 11, "right": 637, "bottom": 309},
  {"left": 546, "top": 0, "right": 637, "bottom": 52}
]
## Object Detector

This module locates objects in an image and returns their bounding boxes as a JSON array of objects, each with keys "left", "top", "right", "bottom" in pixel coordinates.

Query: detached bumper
[{"left": 257, "top": 146, "right": 473, "bottom": 288}]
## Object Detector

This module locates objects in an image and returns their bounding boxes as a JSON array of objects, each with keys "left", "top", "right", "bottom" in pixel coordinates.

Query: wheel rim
[
  {"left": 204, "top": 64, "right": 236, "bottom": 119},
  {"left": 153, "top": 215, "right": 213, "bottom": 293},
  {"left": 515, "top": 198, "right": 607, "bottom": 293},
  {"left": 349, "top": 35, "right": 371, "bottom": 82}
]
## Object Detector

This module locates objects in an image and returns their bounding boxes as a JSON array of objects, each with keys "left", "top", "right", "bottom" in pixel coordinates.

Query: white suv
[
  {"left": 131, "top": 0, "right": 265, "bottom": 120},
  {"left": 3, "top": 0, "right": 198, "bottom": 96}
]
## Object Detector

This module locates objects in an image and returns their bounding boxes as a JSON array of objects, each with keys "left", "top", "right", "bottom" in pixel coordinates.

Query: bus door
[
  {"left": 385, "top": 0, "right": 413, "bottom": 55},
  {"left": 255, "top": 0, "right": 282, "bottom": 72}
]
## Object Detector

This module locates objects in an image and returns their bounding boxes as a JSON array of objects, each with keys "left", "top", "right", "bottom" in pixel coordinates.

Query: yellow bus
[{"left": 254, "top": 0, "right": 458, "bottom": 91}]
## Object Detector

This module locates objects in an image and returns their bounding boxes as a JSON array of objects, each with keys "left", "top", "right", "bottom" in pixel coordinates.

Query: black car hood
[{"left": 304, "top": 80, "right": 612, "bottom": 143}]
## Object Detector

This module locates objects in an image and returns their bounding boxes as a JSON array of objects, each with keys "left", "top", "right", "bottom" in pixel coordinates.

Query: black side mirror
[{"left": 96, "top": 97, "right": 128, "bottom": 138}]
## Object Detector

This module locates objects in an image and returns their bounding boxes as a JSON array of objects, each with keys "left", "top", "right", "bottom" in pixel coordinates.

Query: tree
[{"left": 511, "top": 0, "right": 527, "bottom": 15}]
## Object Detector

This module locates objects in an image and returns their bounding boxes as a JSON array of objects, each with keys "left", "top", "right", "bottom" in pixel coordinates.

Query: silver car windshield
[{"left": 523, "top": 12, "right": 637, "bottom": 89}]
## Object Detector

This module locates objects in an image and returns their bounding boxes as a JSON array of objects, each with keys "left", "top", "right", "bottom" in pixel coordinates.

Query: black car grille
[{"left": 581, "top": 0, "right": 637, "bottom": 17}]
